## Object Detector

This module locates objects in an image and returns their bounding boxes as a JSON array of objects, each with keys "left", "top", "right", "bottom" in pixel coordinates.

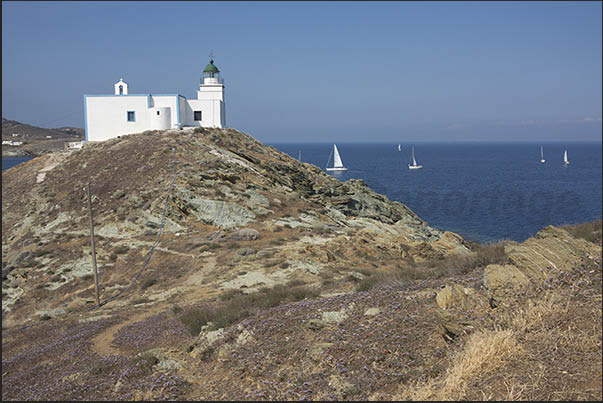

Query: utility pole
[{"left": 87, "top": 182, "right": 100, "bottom": 306}]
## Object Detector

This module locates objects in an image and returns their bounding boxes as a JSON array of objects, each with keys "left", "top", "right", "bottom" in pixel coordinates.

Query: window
[
  {"left": 157, "top": 111, "right": 160, "bottom": 115},
  {"left": 194, "top": 111, "right": 202, "bottom": 121},
  {"left": 127, "top": 111, "right": 136, "bottom": 122},
  {"left": 119, "top": 85, "right": 123, "bottom": 95}
]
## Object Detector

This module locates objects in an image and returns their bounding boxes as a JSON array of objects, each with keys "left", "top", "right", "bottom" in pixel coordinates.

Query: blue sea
[
  {"left": 2, "top": 156, "right": 35, "bottom": 171},
  {"left": 270, "top": 142, "right": 602, "bottom": 243},
  {"left": 3, "top": 143, "right": 602, "bottom": 243}
]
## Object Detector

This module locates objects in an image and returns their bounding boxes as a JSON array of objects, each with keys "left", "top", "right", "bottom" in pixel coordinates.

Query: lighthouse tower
[{"left": 196, "top": 58, "right": 226, "bottom": 127}]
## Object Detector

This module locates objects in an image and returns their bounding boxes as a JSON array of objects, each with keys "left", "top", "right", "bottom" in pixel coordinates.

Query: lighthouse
[
  {"left": 83, "top": 56, "right": 227, "bottom": 142},
  {"left": 194, "top": 58, "right": 226, "bottom": 128}
]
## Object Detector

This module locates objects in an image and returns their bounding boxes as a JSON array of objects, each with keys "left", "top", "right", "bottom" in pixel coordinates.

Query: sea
[
  {"left": 3, "top": 142, "right": 602, "bottom": 243},
  {"left": 269, "top": 142, "right": 602, "bottom": 243}
]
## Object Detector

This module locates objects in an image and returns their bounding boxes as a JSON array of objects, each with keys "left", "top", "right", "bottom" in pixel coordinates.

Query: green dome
[{"left": 203, "top": 59, "right": 220, "bottom": 73}]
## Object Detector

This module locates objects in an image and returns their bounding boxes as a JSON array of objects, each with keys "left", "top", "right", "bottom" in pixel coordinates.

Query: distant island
[{"left": 1, "top": 117, "right": 84, "bottom": 157}]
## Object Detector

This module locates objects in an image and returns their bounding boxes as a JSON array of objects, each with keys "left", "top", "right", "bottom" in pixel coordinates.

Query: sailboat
[
  {"left": 563, "top": 150, "right": 570, "bottom": 166},
  {"left": 540, "top": 146, "right": 546, "bottom": 163},
  {"left": 326, "top": 144, "right": 348, "bottom": 171},
  {"left": 397, "top": 144, "right": 401, "bottom": 152},
  {"left": 408, "top": 147, "right": 423, "bottom": 170}
]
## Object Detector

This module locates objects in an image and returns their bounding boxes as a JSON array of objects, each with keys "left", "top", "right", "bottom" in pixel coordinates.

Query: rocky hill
[
  {"left": 2, "top": 127, "right": 601, "bottom": 400},
  {"left": 2, "top": 118, "right": 83, "bottom": 156}
]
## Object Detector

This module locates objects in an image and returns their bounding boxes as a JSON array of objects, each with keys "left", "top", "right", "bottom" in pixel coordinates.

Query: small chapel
[{"left": 83, "top": 58, "right": 226, "bottom": 142}]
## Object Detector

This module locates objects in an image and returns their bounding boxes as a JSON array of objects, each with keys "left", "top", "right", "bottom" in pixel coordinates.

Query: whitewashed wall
[
  {"left": 185, "top": 99, "right": 224, "bottom": 128},
  {"left": 149, "top": 95, "right": 180, "bottom": 128},
  {"left": 85, "top": 95, "right": 150, "bottom": 141}
]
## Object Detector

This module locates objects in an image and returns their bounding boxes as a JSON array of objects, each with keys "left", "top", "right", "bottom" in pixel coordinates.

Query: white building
[
  {"left": 84, "top": 58, "right": 226, "bottom": 142},
  {"left": 66, "top": 141, "right": 84, "bottom": 149}
]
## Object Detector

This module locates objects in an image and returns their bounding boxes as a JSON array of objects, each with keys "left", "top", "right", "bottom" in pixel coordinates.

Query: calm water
[
  {"left": 3, "top": 144, "right": 602, "bottom": 243},
  {"left": 2, "top": 156, "right": 35, "bottom": 171},
  {"left": 270, "top": 142, "right": 602, "bottom": 243}
]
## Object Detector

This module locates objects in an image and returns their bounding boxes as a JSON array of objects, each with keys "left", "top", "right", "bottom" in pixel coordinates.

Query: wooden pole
[{"left": 87, "top": 182, "right": 100, "bottom": 306}]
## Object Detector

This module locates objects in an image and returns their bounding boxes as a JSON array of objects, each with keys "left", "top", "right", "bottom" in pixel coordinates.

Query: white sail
[
  {"left": 398, "top": 144, "right": 401, "bottom": 152},
  {"left": 333, "top": 144, "right": 344, "bottom": 168},
  {"left": 408, "top": 146, "right": 423, "bottom": 169},
  {"left": 564, "top": 150, "right": 569, "bottom": 164},
  {"left": 540, "top": 146, "right": 545, "bottom": 163}
]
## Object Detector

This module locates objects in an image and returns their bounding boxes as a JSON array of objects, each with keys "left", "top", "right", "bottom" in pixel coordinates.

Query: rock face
[
  {"left": 1, "top": 127, "right": 469, "bottom": 320},
  {"left": 435, "top": 284, "right": 481, "bottom": 310},
  {"left": 483, "top": 264, "right": 530, "bottom": 306},
  {"left": 483, "top": 226, "right": 602, "bottom": 306}
]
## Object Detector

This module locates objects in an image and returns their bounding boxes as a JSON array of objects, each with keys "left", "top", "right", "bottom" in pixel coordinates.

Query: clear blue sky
[{"left": 2, "top": 1, "right": 602, "bottom": 142}]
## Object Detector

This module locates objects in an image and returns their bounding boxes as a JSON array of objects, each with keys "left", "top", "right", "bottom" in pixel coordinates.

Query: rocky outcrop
[
  {"left": 2, "top": 127, "right": 470, "bottom": 316},
  {"left": 483, "top": 264, "right": 530, "bottom": 307},
  {"left": 483, "top": 226, "right": 601, "bottom": 306}
]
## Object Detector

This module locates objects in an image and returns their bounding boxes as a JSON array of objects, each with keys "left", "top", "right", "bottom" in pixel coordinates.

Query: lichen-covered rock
[
  {"left": 505, "top": 226, "right": 601, "bottom": 283},
  {"left": 436, "top": 309, "right": 475, "bottom": 341},
  {"left": 483, "top": 264, "right": 531, "bottom": 306},
  {"left": 228, "top": 228, "right": 260, "bottom": 241},
  {"left": 435, "top": 284, "right": 482, "bottom": 310},
  {"left": 321, "top": 309, "right": 348, "bottom": 324},
  {"left": 309, "top": 342, "right": 333, "bottom": 362}
]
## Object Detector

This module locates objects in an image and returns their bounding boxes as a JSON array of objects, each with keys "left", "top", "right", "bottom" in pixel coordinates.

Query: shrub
[
  {"left": 39, "top": 314, "right": 52, "bottom": 321},
  {"left": 179, "top": 284, "right": 320, "bottom": 334},
  {"left": 194, "top": 127, "right": 208, "bottom": 134},
  {"left": 141, "top": 278, "right": 157, "bottom": 290},
  {"left": 180, "top": 304, "right": 217, "bottom": 336},
  {"left": 88, "top": 362, "right": 111, "bottom": 375},
  {"left": 132, "top": 353, "right": 159, "bottom": 373},
  {"left": 199, "top": 243, "right": 222, "bottom": 252},
  {"left": 226, "top": 242, "right": 239, "bottom": 249},
  {"left": 356, "top": 276, "right": 379, "bottom": 292},
  {"left": 34, "top": 249, "right": 51, "bottom": 257},
  {"left": 286, "top": 279, "right": 306, "bottom": 287},
  {"left": 561, "top": 220, "right": 602, "bottom": 244},
  {"left": 113, "top": 245, "right": 129, "bottom": 255},
  {"left": 219, "top": 288, "right": 244, "bottom": 301}
]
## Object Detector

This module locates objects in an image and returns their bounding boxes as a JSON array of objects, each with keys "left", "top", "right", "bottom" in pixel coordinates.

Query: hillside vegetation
[{"left": 2, "top": 127, "right": 601, "bottom": 400}]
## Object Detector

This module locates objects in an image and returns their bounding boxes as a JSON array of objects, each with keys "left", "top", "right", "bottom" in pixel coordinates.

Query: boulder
[
  {"left": 207, "top": 230, "right": 225, "bottom": 242},
  {"left": 228, "top": 228, "right": 260, "bottom": 241},
  {"left": 436, "top": 309, "right": 474, "bottom": 341},
  {"left": 363, "top": 307, "right": 381, "bottom": 316},
  {"left": 309, "top": 342, "right": 333, "bottom": 362},
  {"left": 505, "top": 226, "right": 602, "bottom": 283},
  {"left": 483, "top": 264, "right": 530, "bottom": 307},
  {"left": 307, "top": 319, "right": 325, "bottom": 330},
  {"left": 328, "top": 375, "right": 356, "bottom": 397},
  {"left": 435, "top": 284, "right": 480, "bottom": 310},
  {"left": 321, "top": 310, "right": 348, "bottom": 324}
]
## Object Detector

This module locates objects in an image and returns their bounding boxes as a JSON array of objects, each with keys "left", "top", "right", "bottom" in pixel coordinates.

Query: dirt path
[
  {"left": 36, "top": 152, "right": 68, "bottom": 183},
  {"left": 91, "top": 255, "right": 218, "bottom": 357},
  {"left": 91, "top": 308, "right": 159, "bottom": 357}
]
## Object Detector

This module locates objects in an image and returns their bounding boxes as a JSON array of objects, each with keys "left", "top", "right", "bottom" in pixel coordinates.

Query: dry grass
[
  {"left": 560, "top": 220, "right": 602, "bottom": 244},
  {"left": 356, "top": 241, "right": 510, "bottom": 292},
  {"left": 397, "top": 253, "right": 602, "bottom": 401},
  {"left": 179, "top": 284, "right": 320, "bottom": 335},
  {"left": 399, "top": 329, "right": 523, "bottom": 400}
]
